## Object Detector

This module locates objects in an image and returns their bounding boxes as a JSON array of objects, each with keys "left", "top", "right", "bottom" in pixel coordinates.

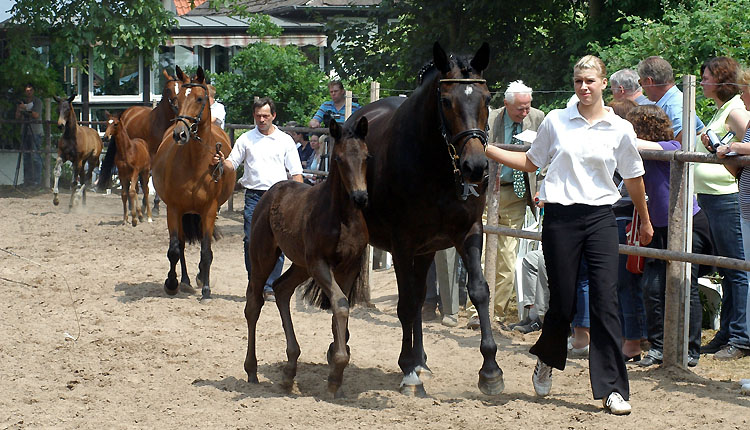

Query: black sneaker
[
  {"left": 508, "top": 316, "right": 532, "bottom": 330},
  {"left": 700, "top": 336, "right": 727, "bottom": 354},
  {"left": 513, "top": 318, "right": 542, "bottom": 334}
]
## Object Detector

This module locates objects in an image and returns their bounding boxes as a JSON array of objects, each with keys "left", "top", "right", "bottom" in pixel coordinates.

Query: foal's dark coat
[
  {"left": 346, "top": 42, "right": 503, "bottom": 395},
  {"left": 243, "top": 118, "right": 369, "bottom": 398}
]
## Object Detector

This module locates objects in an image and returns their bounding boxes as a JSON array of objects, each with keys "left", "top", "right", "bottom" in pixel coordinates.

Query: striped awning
[{"left": 166, "top": 34, "right": 327, "bottom": 48}]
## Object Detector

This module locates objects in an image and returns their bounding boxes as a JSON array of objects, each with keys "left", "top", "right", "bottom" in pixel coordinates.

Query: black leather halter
[
  {"left": 437, "top": 78, "right": 489, "bottom": 199},
  {"left": 173, "top": 82, "right": 208, "bottom": 142}
]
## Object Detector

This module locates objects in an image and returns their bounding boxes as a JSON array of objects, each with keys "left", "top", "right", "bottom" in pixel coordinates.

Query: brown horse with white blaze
[
  {"left": 99, "top": 111, "right": 152, "bottom": 226},
  {"left": 120, "top": 66, "right": 188, "bottom": 214},
  {"left": 243, "top": 117, "right": 369, "bottom": 398},
  {"left": 151, "top": 66, "right": 235, "bottom": 300},
  {"left": 52, "top": 95, "right": 103, "bottom": 209}
]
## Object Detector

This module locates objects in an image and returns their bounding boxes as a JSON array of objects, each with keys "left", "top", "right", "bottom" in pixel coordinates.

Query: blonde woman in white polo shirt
[
  {"left": 486, "top": 55, "right": 653, "bottom": 415},
  {"left": 212, "top": 97, "right": 304, "bottom": 302}
]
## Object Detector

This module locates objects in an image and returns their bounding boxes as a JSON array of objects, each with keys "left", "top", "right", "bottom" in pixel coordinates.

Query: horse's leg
[
  {"left": 459, "top": 225, "right": 504, "bottom": 395},
  {"left": 178, "top": 238, "right": 191, "bottom": 290},
  {"left": 164, "top": 207, "right": 181, "bottom": 295},
  {"left": 52, "top": 156, "right": 63, "bottom": 206},
  {"left": 153, "top": 190, "right": 161, "bottom": 216},
  {"left": 68, "top": 163, "right": 80, "bottom": 210},
  {"left": 196, "top": 209, "right": 217, "bottom": 300},
  {"left": 411, "top": 253, "right": 434, "bottom": 379},
  {"left": 119, "top": 176, "right": 128, "bottom": 225},
  {"left": 244, "top": 245, "right": 279, "bottom": 384},
  {"left": 141, "top": 172, "right": 152, "bottom": 222},
  {"left": 390, "top": 249, "right": 430, "bottom": 397},
  {"left": 128, "top": 174, "right": 139, "bottom": 227},
  {"left": 272, "top": 263, "right": 310, "bottom": 391}
]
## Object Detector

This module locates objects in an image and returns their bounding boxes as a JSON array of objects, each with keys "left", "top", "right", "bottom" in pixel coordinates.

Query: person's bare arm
[
  {"left": 623, "top": 177, "right": 653, "bottom": 246},
  {"left": 485, "top": 146, "right": 539, "bottom": 172},
  {"left": 291, "top": 174, "right": 303, "bottom": 183}
]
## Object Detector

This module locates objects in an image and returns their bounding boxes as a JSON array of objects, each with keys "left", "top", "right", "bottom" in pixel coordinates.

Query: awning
[{"left": 166, "top": 34, "right": 327, "bottom": 48}]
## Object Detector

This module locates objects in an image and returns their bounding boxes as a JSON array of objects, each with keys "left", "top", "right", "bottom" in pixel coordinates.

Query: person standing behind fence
[
  {"left": 467, "top": 80, "right": 545, "bottom": 330},
  {"left": 208, "top": 85, "right": 225, "bottom": 130},
  {"left": 486, "top": 55, "right": 653, "bottom": 415},
  {"left": 211, "top": 97, "right": 303, "bottom": 302},
  {"left": 610, "top": 69, "right": 653, "bottom": 106},
  {"left": 637, "top": 56, "right": 705, "bottom": 141},
  {"left": 627, "top": 104, "right": 713, "bottom": 368},
  {"left": 695, "top": 56, "right": 750, "bottom": 361},
  {"left": 308, "top": 80, "right": 360, "bottom": 128},
  {"left": 15, "top": 83, "right": 43, "bottom": 187}
]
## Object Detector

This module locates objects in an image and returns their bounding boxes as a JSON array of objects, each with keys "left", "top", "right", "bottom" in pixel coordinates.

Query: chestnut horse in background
[
  {"left": 345, "top": 42, "right": 502, "bottom": 396},
  {"left": 120, "top": 66, "right": 188, "bottom": 214},
  {"left": 52, "top": 95, "right": 103, "bottom": 209},
  {"left": 244, "top": 117, "right": 369, "bottom": 399},
  {"left": 99, "top": 112, "right": 152, "bottom": 226},
  {"left": 151, "top": 66, "right": 235, "bottom": 300}
]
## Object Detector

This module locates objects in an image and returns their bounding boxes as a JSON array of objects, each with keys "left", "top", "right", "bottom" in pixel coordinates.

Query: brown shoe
[
  {"left": 466, "top": 315, "right": 480, "bottom": 330},
  {"left": 263, "top": 290, "right": 276, "bottom": 302},
  {"left": 714, "top": 344, "right": 749, "bottom": 360}
]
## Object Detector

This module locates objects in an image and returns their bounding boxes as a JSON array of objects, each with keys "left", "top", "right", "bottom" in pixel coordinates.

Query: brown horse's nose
[
  {"left": 351, "top": 190, "right": 368, "bottom": 209},
  {"left": 173, "top": 126, "right": 188, "bottom": 145},
  {"left": 462, "top": 157, "right": 488, "bottom": 183}
]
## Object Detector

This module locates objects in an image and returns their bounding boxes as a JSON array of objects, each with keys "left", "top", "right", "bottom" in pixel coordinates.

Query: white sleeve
[
  {"left": 284, "top": 139, "right": 303, "bottom": 175},
  {"left": 525, "top": 115, "right": 553, "bottom": 169}
]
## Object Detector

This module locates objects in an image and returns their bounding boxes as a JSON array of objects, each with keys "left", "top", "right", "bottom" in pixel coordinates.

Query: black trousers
[{"left": 529, "top": 204, "right": 628, "bottom": 400}]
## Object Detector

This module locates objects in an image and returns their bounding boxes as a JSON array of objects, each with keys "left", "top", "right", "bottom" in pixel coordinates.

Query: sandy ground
[{"left": 1, "top": 188, "right": 749, "bottom": 429}]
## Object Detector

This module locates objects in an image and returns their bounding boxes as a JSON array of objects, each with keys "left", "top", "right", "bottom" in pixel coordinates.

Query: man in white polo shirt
[{"left": 212, "top": 97, "right": 303, "bottom": 301}]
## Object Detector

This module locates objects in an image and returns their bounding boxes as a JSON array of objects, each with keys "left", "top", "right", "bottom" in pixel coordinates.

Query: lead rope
[{"left": 212, "top": 142, "right": 224, "bottom": 182}]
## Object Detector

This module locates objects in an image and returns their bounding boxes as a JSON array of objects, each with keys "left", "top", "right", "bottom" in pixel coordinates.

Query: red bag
[{"left": 625, "top": 207, "right": 645, "bottom": 274}]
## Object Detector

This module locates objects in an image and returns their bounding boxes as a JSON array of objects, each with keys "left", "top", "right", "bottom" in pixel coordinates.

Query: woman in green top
[{"left": 695, "top": 56, "right": 750, "bottom": 360}]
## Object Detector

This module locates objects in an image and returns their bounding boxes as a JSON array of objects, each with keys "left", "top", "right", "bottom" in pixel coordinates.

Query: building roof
[
  {"left": 188, "top": 0, "right": 381, "bottom": 16},
  {"left": 174, "top": 0, "right": 209, "bottom": 16}
]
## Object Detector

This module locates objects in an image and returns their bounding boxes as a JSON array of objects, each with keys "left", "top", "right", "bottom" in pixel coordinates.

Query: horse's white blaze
[
  {"left": 464, "top": 86, "right": 473, "bottom": 96},
  {"left": 174, "top": 83, "right": 179, "bottom": 94},
  {"left": 185, "top": 88, "right": 191, "bottom": 97},
  {"left": 108, "top": 119, "right": 113, "bottom": 124},
  {"left": 399, "top": 371, "right": 422, "bottom": 387}
]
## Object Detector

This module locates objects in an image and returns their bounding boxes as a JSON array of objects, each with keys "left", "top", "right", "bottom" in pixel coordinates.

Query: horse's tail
[
  {"left": 181, "top": 214, "right": 221, "bottom": 244},
  {"left": 98, "top": 137, "right": 117, "bottom": 192},
  {"left": 301, "top": 263, "right": 363, "bottom": 310}
]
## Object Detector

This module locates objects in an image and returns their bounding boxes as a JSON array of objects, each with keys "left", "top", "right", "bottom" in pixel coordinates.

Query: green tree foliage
[
  {"left": 592, "top": 0, "right": 750, "bottom": 119},
  {"left": 210, "top": 43, "right": 328, "bottom": 125}
]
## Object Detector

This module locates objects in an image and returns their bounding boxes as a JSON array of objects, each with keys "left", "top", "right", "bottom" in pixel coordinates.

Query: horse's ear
[
  {"left": 54, "top": 96, "right": 61, "bottom": 103},
  {"left": 470, "top": 42, "right": 490, "bottom": 73},
  {"left": 176, "top": 65, "right": 188, "bottom": 83},
  {"left": 329, "top": 118, "right": 342, "bottom": 140},
  {"left": 196, "top": 66, "right": 205, "bottom": 84},
  {"left": 67, "top": 94, "right": 75, "bottom": 103},
  {"left": 355, "top": 116, "right": 368, "bottom": 139},
  {"left": 433, "top": 41, "right": 450, "bottom": 74},
  {"left": 162, "top": 69, "right": 171, "bottom": 80},
  {"left": 104, "top": 110, "right": 111, "bottom": 118}
]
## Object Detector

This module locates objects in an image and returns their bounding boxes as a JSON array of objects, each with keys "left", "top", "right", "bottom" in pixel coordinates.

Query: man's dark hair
[
  {"left": 24, "top": 83, "right": 35, "bottom": 90},
  {"left": 253, "top": 97, "right": 276, "bottom": 115}
]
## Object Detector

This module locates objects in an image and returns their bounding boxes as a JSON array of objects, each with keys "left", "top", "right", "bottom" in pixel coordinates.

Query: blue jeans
[
  {"left": 22, "top": 131, "right": 42, "bottom": 185},
  {"left": 617, "top": 219, "right": 647, "bottom": 340},
  {"left": 244, "top": 189, "right": 284, "bottom": 293},
  {"left": 697, "top": 193, "right": 750, "bottom": 349},
  {"left": 571, "top": 258, "right": 590, "bottom": 328}
]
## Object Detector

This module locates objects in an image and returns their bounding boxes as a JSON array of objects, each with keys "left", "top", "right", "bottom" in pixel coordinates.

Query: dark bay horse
[
  {"left": 346, "top": 42, "right": 502, "bottom": 396},
  {"left": 151, "top": 66, "right": 236, "bottom": 300},
  {"left": 244, "top": 117, "right": 369, "bottom": 398},
  {"left": 120, "top": 66, "right": 188, "bottom": 214},
  {"left": 99, "top": 112, "right": 152, "bottom": 226},
  {"left": 52, "top": 95, "right": 103, "bottom": 209}
]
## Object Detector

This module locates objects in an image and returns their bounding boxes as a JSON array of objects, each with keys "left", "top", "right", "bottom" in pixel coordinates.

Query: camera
[{"left": 707, "top": 129, "right": 735, "bottom": 151}]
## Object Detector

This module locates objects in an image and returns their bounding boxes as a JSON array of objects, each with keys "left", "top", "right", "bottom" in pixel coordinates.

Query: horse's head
[
  {"left": 433, "top": 41, "right": 491, "bottom": 185},
  {"left": 161, "top": 66, "right": 185, "bottom": 115},
  {"left": 172, "top": 66, "right": 209, "bottom": 145},
  {"left": 54, "top": 94, "right": 76, "bottom": 130},
  {"left": 102, "top": 110, "right": 120, "bottom": 144},
  {"left": 329, "top": 117, "right": 369, "bottom": 209}
]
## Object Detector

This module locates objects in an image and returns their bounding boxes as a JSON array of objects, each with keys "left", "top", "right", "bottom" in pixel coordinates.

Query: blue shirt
[
  {"left": 312, "top": 100, "right": 361, "bottom": 124},
  {"left": 656, "top": 85, "right": 705, "bottom": 137}
]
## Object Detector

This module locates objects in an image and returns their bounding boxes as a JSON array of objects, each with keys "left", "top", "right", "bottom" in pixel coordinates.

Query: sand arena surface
[{"left": 1, "top": 188, "right": 749, "bottom": 429}]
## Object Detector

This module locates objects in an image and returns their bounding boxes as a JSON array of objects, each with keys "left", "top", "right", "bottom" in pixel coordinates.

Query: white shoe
[
  {"left": 603, "top": 392, "right": 632, "bottom": 415},
  {"left": 441, "top": 313, "right": 458, "bottom": 327},
  {"left": 532, "top": 358, "right": 553, "bottom": 396},
  {"left": 567, "top": 337, "right": 590, "bottom": 358},
  {"left": 741, "top": 381, "right": 750, "bottom": 395}
]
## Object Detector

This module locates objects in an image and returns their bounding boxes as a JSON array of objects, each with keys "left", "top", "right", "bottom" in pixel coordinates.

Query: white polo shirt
[
  {"left": 526, "top": 103, "right": 644, "bottom": 206},
  {"left": 227, "top": 126, "right": 303, "bottom": 191}
]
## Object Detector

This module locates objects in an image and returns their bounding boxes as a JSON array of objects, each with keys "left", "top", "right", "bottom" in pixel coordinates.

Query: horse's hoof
[
  {"left": 199, "top": 295, "right": 212, "bottom": 303},
  {"left": 415, "top": 365, "right": 432, "bottom": 381},
  {"left": 164, "top": 279, "right": 179, "bottom": 296},
  {"left": 132, "top": 219, "right": 137, "bottom": 227},
  {"left": 53, "top": 197, "right": 59, "bottom": 206},
  {"left": 147, "top": 218, "right": 153, "bottom": 223},
  {"left": 196, "top": 275, "right": 204, "bottom": 288},
  {"left": 247, "top": 374, "right": 259, "bottom": 384},
  {"left": 201, "top": 286, "right": 211, "bottom": 301},
  {"left": 180, "top": 282, "right": 196, "bottom": 293},
  {"left": 478, "top": 370, "right": 505, "bottom": 396},
  {"left": 327, "top": 384, "right": 345, "bottom": 399},
  {"left": 399, "top": 383, "right": 427, "bottom": 397}
]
